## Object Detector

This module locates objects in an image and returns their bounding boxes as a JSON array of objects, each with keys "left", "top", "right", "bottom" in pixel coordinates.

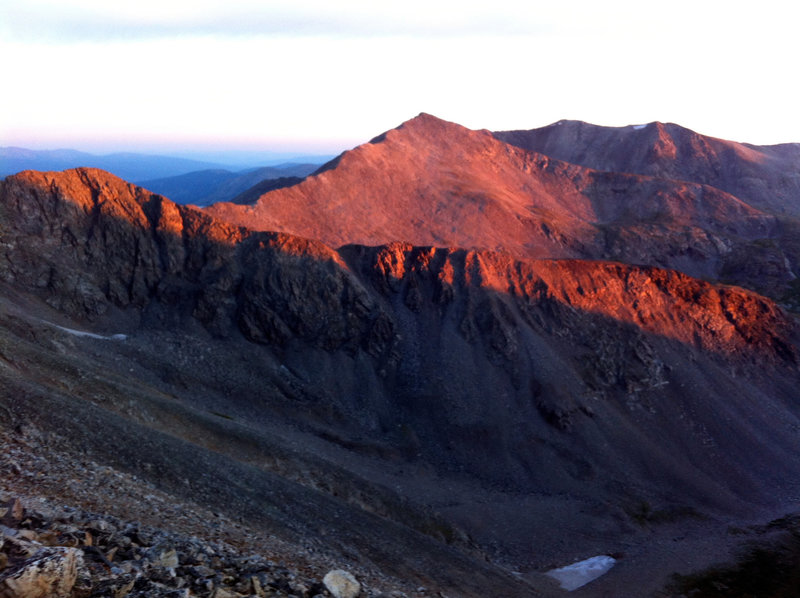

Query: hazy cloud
[
  {"left": 1, "top": 0, "right": 559, "bottom": 42},
  {"left": 3, "top": 0, "right": 786, "bottom": 44}
]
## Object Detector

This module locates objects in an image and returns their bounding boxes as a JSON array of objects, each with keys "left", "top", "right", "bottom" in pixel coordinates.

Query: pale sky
[{"left": 1, "top": 0, "right": 798, "bottom": 154}]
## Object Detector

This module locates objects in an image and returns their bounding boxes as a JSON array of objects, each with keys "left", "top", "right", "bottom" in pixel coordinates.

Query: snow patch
[
  {"left": 545, "top": 555, "right": 616, "bottom": 591},
  {"left": 632, "top": 124, "right": 647, "bottom": 130},
  {"left": 55, "top": 325, "right": 127, "bottom": 341}
]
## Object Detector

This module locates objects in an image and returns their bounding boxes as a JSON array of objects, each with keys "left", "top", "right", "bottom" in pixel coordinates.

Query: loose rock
[{"left": 323, "top": 569, "right": 361, "bottom": 598}]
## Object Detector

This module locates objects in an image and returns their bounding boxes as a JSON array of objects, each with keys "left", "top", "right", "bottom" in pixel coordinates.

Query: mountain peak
[
  {"left": 367, "top": 112, "right": 464, "bottom": 145},
  {"left": 401, "top": 112, "right": 451, "bottom": 127}
]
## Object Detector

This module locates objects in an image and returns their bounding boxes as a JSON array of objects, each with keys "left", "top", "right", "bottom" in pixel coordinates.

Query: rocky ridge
[
  {"left": 494, "top": 119, "right": 800, "bottom": 300},
  {"left": 1, "top": 168, "right": 793, "bottom": 368}
]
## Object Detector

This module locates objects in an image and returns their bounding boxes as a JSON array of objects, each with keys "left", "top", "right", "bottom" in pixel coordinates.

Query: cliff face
[{"left": 0, "top": 169, "right": 396, "bottom": 359}]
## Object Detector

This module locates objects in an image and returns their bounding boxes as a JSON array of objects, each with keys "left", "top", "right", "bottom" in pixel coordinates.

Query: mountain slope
[
  {"left": 205, "top": 114, "right": 788, "bottom": 295},
  {"left": 494, "top": 120, "right": 800, "bottom": 217},
  {"left": 3, "top": 168, "right": 800, "bottom": 594},
  {"left": 207, "top": 113, "right": 602, "bottom": 257}
]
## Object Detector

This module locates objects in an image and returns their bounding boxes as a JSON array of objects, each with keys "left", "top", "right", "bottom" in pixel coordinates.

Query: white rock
[
  {"left": 0, "top": 547, "right": 83, "bottom": 598},
  {"left": 323, "top": 569, "right": 361, "bottom": 598},
  {"left": 158, "top": 549, "right": 179, "bottom": 569}
]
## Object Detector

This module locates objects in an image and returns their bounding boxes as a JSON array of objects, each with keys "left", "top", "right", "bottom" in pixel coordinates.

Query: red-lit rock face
[
  {"left": 3, "top": 167, "right": 793, "bottom": 368},
  {"left": 207, "top": 113, "right": 597, "bottom": 258},
  {"left": 205, "top": 114, "right": 789, "bottom": 298},
  {"left": 352, "top": 242, "right": 795, "bottom": 364}
]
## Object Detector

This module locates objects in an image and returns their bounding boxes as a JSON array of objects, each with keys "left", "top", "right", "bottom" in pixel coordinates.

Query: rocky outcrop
[
  {"left": 0, "top": 494, "right": 342, "bottom": 598},
  {"left": 0, "top": 543, "right": 80, "bottom": 598},
  {"left": 0, "top": 169, "right": 398, "bottom": 363},
  {"left": 353, "top": 243, "right": 795, "bottom": 361}
]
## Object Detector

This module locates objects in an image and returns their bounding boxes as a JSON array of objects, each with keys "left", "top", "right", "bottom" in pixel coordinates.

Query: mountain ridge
[
  {"left": 6, "top": 167, "right": 791, "bottom": 362},
  {"left": 0, "top": 146, "right": 330, "bottom": 182},
  {"left": 493, "top": 119, "right": 800, "bottom": 216},
  {"left": 137, "top": 163, "right": 319, "bottom": 206},
  {"left": 205, "top": 113, "right": 797, "bottom": 301}
]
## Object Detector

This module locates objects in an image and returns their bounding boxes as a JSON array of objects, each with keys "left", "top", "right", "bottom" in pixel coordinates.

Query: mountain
[
  {"left": 137, "top": 163, "right": 319, "bottom": 206},
  {"left": 161, "top": 149, "right": 336, "bottom": 168},
  {"left": 207, "top": 113, "right": 602, "bottom": 256},
  {"left": 206, "top": 113, "right": 799, "bottom": 301},
  {"left": 494, "top": 120, "right": 800, "bottom": 301},
  {"left": 3, "top": 166, "right": 800, "bottom": 596},
  {"left": 0, "top": 146, "right": 235, "bottom": 181},
  {"left": 494, "top": 120, "right": 800, "bottom": 217},
  {"left": 0, "top": 147, "right": 330, "bottom": 184}
]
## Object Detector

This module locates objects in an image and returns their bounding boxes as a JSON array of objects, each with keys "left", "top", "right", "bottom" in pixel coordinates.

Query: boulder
[{"left": 323, "top": 569, "right": 361, "bottom": 598}]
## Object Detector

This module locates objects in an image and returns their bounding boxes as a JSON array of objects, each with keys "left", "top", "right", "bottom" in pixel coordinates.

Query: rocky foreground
[{"left": 0, "top": 424, "right": 426, "bottom": 598}]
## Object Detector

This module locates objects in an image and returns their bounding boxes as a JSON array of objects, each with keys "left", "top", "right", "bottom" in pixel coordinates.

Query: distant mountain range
[
  {"left": 0, "top": 146, "right": 331, "bottom": 185},
  {"left": 138, "top": 164, "right": 320, "bottom": 206}
]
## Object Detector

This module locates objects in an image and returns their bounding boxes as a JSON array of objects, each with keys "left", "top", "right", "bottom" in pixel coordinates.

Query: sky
[{"left": 1, "top": 0, "right": 798, "bottom": 155}]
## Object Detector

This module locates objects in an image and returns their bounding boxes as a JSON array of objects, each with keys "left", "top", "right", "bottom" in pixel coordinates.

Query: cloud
[
  {"left": 3, "top": 0, "right": 790, "bottom": 45},
  {"left": 1, "top": 0, "right": 558, "bottom": 42}
]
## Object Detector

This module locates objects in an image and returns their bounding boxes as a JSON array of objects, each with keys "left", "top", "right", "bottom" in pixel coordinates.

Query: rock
[
  {"left": 158, "top": 548, "right": 179, "bottom": 569},
  {"left": 0, "top": 500, "right": 22, "bottom": 526},
  {"left": 0, "top": 546, "right": 82, "bottom": 598},
  {"left": 323, "top": 569, "right": 361, "bottom": 598},
  {"left": 13, "top": 531, "right": 36, "bottom": 543},
  {"left": 97, "top": 578, "right": 153, "bottom": 597},
  {"left": 250, "top": 575, "right": 266, "bottom": 597}
]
